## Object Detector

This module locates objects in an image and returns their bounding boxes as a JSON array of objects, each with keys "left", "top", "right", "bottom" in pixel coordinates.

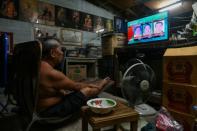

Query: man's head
[
  {"left": 40, "top": 37, "right": 64, "bottom": 66},
  {"left": 155, "top": 21, "right": 163, "bottom": 33},
  {"left": 134, "top": 26, "right": 141, "bottom": 36},
  {"left": 143, "top": 24, "right": 151, "bottom": 35}
]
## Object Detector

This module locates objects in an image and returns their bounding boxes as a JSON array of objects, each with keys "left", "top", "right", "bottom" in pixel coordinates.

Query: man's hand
[
  {"left": 88, "top": 84, "right": 101, "bottom": 90},
  {"left": 87, "top": 77, "right": 114, "bottom": 91},
  {"left": 59, "top": 89, "right": 72, "bottom": 96}
]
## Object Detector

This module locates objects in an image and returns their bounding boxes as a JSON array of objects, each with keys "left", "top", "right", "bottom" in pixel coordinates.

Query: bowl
[{"left": 87, "top": 98, "right": 117, "bottom": 114}]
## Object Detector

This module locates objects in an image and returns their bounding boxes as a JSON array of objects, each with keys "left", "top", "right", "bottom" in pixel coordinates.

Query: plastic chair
[{"left": 11, "top": 41, "right": 72, "bottom": 131}]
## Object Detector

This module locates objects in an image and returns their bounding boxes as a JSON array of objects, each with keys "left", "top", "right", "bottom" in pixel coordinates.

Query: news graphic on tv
[
  {"left": 133, "top": 24, "right": 142, "bottom": 39},
  {"left": 142, "top": 23, "right": 152, "bottom": 38},
  {"left": 153, "top": 20, "right": 165, "bottom": 36},
  {"left": 128, "top": 12, "right": 168, "bottom": 45}
]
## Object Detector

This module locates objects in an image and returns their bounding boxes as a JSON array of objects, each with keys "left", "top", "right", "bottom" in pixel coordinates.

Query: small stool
[{"left": 81, "top": 101, "right": 139, "bottom": 131}]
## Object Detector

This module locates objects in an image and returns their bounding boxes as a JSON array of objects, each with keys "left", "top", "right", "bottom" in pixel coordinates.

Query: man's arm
[{"left": 48, "top": 68, "right": 100, "bottom": 91}]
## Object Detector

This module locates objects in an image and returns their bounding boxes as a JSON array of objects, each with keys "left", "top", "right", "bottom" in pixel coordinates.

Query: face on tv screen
[{"left": 128, "top": 12, "right": 168, "bottom": 45}]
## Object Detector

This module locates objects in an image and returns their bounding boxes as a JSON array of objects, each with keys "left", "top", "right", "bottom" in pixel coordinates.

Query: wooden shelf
[{"left": 63, "top": 57, "right": 98, "bottom": 79}]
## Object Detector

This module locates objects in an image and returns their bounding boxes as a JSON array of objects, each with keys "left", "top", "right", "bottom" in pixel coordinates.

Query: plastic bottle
[{"left": 192, "top": 105, "right": 197, "bottom": 131}]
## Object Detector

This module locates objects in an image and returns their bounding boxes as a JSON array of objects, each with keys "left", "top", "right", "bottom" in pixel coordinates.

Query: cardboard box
[
  {"left": 67, "top": 65, "right": 87, "bottom": 81},
  {"left": 102, "top": 33, "right": 126, "bottom": 56},
  {"left": 168, "top": 108, "right": 195, "bottom": 131},
  {"left": 163, "top": 46, "right": 197, "bottom": 84},
  {"left": 162, "top": 81, "right": 197, "bottom": 115}
]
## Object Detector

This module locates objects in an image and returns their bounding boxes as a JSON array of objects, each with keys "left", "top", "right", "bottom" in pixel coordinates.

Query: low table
[{"left": 81, "top": 101, "right": 139, "bottom": 131}]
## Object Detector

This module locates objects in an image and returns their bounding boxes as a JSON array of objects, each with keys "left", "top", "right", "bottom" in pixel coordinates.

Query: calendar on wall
[
  {"left": 33, "top": 24, "right": 60, "bottom": 40},
  {"left": 61, "top": 28, "right": 82, "bottom": 46}
]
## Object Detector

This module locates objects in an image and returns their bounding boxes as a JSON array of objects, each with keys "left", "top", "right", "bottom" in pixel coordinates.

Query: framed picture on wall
[
  {"left": 114, "top": 16, "right": 127, "bottom": 33},
  {"left": 19, "top": 0, "right": 38, "bottom": 23},
  {"left": 37, "top": 1, "right": 55, "bottom": 26},
  {"left": 105, "top": 19, "right": 113, "bottom": 32},
  {"left": 55, "top": 6, "right": 70, "bottom": 27},
  {"left": 93, "top": 16, "right": 104, "bottom": 32},
  {"left": 61, "top": 28, "right": 82, "bottom": 46},
  {"left": 81, "top": 13, "right": 93, "bottom": 32},
  {"left": 33, "top": 24, "right": 60, "bottom": 40},
  {"left": 70, "top": 10, "right": 82, "bottom": 29},
  {"left": 0, "top": 0, "right": 19, "bottom": 19}
]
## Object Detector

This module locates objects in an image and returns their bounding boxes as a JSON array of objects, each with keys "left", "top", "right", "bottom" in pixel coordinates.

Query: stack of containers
[{"left": 101, "top": 33, "right": 126, "bottom": 56}]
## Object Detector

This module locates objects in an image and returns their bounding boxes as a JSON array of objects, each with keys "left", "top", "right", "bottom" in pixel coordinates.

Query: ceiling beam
[
  {"left": 125, "top": 8, "right": 138, "bottom": 17},
  {"left": 109, "top": 0, "right": 137, "bottom": 9},
  {"left": 91, "top": 0, "right": 122, "bottom": 16}
]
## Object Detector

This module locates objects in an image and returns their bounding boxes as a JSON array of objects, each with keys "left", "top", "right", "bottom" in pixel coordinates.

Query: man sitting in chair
[{"left": 37, "top": 37, "right": 112, "bottom": 117}]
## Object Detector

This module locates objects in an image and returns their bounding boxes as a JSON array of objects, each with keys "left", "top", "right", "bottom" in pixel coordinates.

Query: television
[{"left": 128, "top": 11, "right": 168, "bottom": 45}]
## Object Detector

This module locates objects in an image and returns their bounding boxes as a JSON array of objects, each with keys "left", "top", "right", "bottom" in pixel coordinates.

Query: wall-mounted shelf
[{"left": 63, "top": 57, "right": 98, "bottom": 80}]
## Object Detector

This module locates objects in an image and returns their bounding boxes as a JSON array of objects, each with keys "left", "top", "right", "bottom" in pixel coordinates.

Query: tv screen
[{"left": 128, "top": 11, "right": 168, "bottom": 45}]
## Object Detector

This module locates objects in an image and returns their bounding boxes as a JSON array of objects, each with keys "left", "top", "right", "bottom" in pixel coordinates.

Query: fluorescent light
[
  {"left": 36, "top": 19, "right": 39, "bottom": 23},
  {"left": 160, "top": 0, "right": 181, "bottom": 8},
  {"left": 35, "top": 27, "right": 39, "bottom": 31},
  {"left": 167, "top": 0, "right": 181, "bottom": 5},
  {"left": 96, "top": 29, "right": 104, "bottom": 33},
  {"left": 159, "top": 2, "right": 182, "bottom": 12}
]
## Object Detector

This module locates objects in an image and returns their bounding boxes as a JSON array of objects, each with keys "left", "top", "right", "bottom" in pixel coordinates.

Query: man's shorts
[{"left": 39, "top": 91, "right": 87, "bottom": 117}]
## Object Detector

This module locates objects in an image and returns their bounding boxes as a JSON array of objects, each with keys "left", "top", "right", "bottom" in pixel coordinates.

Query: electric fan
[{"left": 121, "top": 59, "right": 157, "bottom": 116}]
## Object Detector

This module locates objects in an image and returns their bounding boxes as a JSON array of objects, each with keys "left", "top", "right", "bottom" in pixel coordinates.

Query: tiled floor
[{"left": 0, "top": 91, "right": 153, "bottom": 131}]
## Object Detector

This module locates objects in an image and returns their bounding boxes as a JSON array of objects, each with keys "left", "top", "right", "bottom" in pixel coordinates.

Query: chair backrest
[
  {"left": 12, "top": 41, "right": 41, "bottom": 118},
  {"left": 11, "top": 41, "right": 75, "bottom": 131}
]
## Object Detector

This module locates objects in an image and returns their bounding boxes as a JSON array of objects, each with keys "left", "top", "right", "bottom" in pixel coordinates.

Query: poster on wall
[
  {"left": 37, "top": 1, "right": 55, "bottom": 26},
  {"left": 69, "top": 10, "right": 82, "bottom": 29},
  {"left": 81, "top": 13, "right": 93, "bottom": 32},
  {"left": 55, "top": 6, "right": 70, "bottom": 27},
  {"left": 33, "top": 24, "right": 60, "bottom": 40},
  {"left": 105, "top": 19, "right": 113, "bottom": 32},
  {"left": 93, "top": 16, "right": 104, "bottom": 32},
  {"left": 0, "top": 0, "right": 18, "bottom": 19},
  {"left": 19, "top": 0, "right": 38, "bottom": 23},
  {"left": 61, "top": 28, "right": 82, "bottom": 46},
  {"left": 114, "top": 16, "right": 127, "bottom": 33},
  {"left": 0, "top": 0, "right": 113, "bottom": 35}
]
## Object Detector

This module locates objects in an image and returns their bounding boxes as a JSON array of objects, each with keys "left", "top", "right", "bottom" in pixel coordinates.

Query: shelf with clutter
[{"left": 62, "top": 57, "right": 98, "bottom": 81}]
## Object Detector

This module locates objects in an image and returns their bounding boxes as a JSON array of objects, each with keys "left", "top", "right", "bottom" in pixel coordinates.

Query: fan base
[{"left": 135, "top": 103, "right": 156, "bottom": 116}]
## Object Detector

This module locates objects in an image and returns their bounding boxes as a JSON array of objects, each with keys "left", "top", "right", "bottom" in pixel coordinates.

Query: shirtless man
[{"left": 37, "top": 38, "right": 111, "bottom": 117}]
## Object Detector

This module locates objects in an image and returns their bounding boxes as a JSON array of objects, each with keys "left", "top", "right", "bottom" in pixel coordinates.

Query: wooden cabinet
[{"left": 163, "top": 46, "right": 197, "bottom": 131}]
